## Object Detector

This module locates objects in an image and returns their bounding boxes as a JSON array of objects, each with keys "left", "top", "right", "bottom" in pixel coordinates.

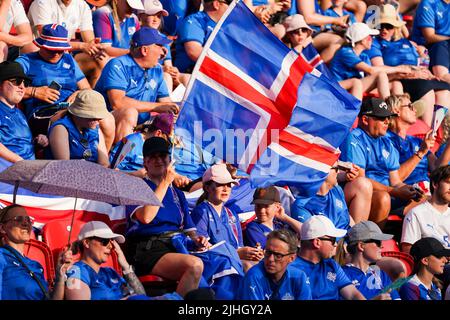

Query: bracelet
[
  {"left": 414, "top": 152, "right": 423, "bottom": 160},
  {"left": 31, "top": 87, "right": 36, "bottom": 98},
  {"left": 123, "top": 265, "right": 134, "bottom": 275}
]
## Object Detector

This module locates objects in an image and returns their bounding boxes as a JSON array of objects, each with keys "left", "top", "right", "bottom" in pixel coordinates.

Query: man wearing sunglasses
[
  {"left": 0, "top": 61, "right": 48, "bottom": 163},
  {"left": 340, "top": 97, "right": 422, "bottom": 229},
  {"left": 291, "top": 215, "right": 366, "bottom": 300}
]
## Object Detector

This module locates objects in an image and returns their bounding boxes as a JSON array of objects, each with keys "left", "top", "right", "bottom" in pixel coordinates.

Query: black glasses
[
  {"left": 264, "top": 249, "right": 293, "bottom": 261},
  {"left": 90, "top": 237, "right": 112, "bottom": 246},
  {"left": 318, "top": 237, "right": 337, "bottom": 245},
  {"left": 362, "top": 239, "right": 382, "bottom": 247},
  {"left": 291, "top": 28, "right": 311, "bottom": 35},
  {"left": 368, "top": 115, "right": 391, "bottom": 121},
  {"left": 2, "top": 215, "right": 33, "bottom": 225},
  {"left": 8, "top": 77, "right": 31, "bottom": 87},
  {"left": 401, "top": 103, "right": 415, "bottom": 111},
  {"left": 379, "top": 23, "right": 394, "bottom": 30}
]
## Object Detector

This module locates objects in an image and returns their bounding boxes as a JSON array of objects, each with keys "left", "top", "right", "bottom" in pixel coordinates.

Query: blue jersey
[
  {"left": 66, "top": 261, "right": 126, "bottom": 300},
  {"left": 386, "top": 131, "right": 429, "bottom": 184},
  {"left": 244, "top": 220, "right": 289, "bottom": 249},
  {"left": 191, "top": 201, "right": 244, "bottom": 249},
  {"left": 367, "top": 37, "right": 419, "bottom": 66},
  {"left": 412, "top": 0, "right": 450, "bottom": 45},
  {"left": 95, "top": 54, "right": 169, "bottom": 124},
  {"left": 126, "top": 179, "right": 196, "bottom": 238},
  {"left": 291, "top": 185, "right": 351, "bottom": 231},
  {"left": 0, "top": 245, "right": 48, "bottom": 300},
  {"left": 323, "top": 8, "right": 356, "bottom": 30},
  {"left": 160, "top": 0, "right": 189, "bottom": 36},
  {"left": 175, "top": 11, "right": 216, "bottom": 72},
  {"left": 340, "top": 128, "right": 400, "bottom": 186},
  {"left": 342, "top": 264, "right": 401, "bottom": 300},
  {"left": 436, "top": 142, "right": 450, "bottom": 164},
  {"left": 109, "top": 132, "right": 144, "bottom": 172},
  {"left": 0, "top": 101, "right": 35, "bottom": 160},
  {"left": 399, "top": 274, "right": 442, "bottom": 300},
  {"left": 16, "top": 52, "right": 85, "bottom": 119},
  {"left": 291, "top": 256, "right": 352, "bottom": 300},
  {"left": 239, "top": 261, "right": 312, "bottom": 300},
  {"left": 329, "top": 46, "right": 372, "bottom": 81},
  {"left": 47, "top": 115, "right": 99, "bottom": 162}
]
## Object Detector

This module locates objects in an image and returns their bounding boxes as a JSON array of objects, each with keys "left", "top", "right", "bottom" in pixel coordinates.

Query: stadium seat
[
  {"left": 42, "top": 219, "right": 122, "bottom": 275},
  {"left": 23, "top": 239, "right": 55, "bottom": 286},
  {"left": 381, "top": 251, "right": 415, "bottom": 276},
  {"left": 381, "top": 238, "right": 401, "bottom": 253}
]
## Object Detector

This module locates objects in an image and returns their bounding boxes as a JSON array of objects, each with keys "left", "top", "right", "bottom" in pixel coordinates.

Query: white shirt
[
  {"left": 28, "top": 0, "right": 93, "bottom": 39},
  {"left": 3, "top": 0, "right": 29, "bottom": 32},
  {"left": 401, "top": 201, "right": 450, "bottom": 247}
]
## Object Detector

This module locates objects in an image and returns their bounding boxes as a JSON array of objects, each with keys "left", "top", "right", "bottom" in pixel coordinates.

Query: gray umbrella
[{"left": 0, "top": 160, "right": 162, "bottom": 244}]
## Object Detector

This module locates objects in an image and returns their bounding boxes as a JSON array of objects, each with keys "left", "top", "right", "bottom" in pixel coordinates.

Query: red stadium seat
[
  {"left": 23, "top": 239, "right": 55, "bottom": 285},
  {"left": 381, "top": 251, "right": 415, "bottom": 276},
  {"left": 381, "top": 238, "right": 401, "bottom": 253},
  {"left": 42, "top": 219, "right": 122, "bottom": 275}
]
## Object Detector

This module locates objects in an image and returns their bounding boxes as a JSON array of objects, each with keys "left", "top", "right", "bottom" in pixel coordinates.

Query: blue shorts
[{"left": 429, "top": 39, "right": 450, "bottom": 69}]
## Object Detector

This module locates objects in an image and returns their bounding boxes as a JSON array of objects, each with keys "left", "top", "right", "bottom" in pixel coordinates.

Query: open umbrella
[{"left": 0, "top": 160, "right": 162, "bottom": 244}]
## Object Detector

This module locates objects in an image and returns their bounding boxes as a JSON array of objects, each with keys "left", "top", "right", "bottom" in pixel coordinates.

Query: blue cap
[{"left": 131, "top": 27, "right": 171, "bottom": 47}]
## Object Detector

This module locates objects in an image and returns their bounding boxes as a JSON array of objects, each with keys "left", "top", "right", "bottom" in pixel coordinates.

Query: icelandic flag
[
  {"left": 175, "top": 0, "right": 360, "bottom": 196},
  {"left": 300, "top": 43, "right": 333, "bottom": 80},
  {"left": 0, "top": 158, "right": 126, "bottom": 229}
]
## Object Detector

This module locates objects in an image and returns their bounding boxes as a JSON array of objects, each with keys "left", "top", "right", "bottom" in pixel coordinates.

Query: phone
[
  {"left": 337, "top": 160, "right": 353, "bottom": 172},
  {"left": 48, "top": 81, "right": 62, "bottom": 91}
]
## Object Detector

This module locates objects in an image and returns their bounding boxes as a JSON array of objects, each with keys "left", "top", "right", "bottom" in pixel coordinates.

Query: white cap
[
  {"left": 345, "top": 22, "right": 379, "bottom": 47},
  {"left": 126, "top": 0, "right": 145, "bottom": 10},
  {"left": 300, "top": 215, "right": 347, "bottom": 240},
  {"left": 78, "top": 221, "right": 125, "bottom": 244},
  {"left": 202, "top": 163, "right": 239, "bottom": 185},
  {"left": 139, "top": 0, "right": 169, "bottom": 16},
  {"left": 283, "top": 14, "right": 312, "bottom": 33}
]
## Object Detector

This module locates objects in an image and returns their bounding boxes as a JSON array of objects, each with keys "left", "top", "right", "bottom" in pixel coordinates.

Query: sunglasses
[
  {"left": 379, "top": 23, "right": 394, "bottom": 30},
  {"left": 8, "top": 77, "right": 31, "bottom": 88},
  {"left": 362, "top": 239, "right": 382, "bottom": 247},
  {"left": 318, "top": 237, "right": 337, "bottom": 245},
  {"left": 2, "top": 215, "right": 34, "bottom": 225},
  {"left": 90, "top": 237, "right": 112, "bottom": 246},
  {"left": 291, "top": 28, "right": 311, "bottom": 35},
  {"left": 264, "top": 249, "right": 293, "bottom": 261},
  {"left": 401, "top": 103, "right": 415, "bottom": 111},
  {"left": 368, "top": 115, "right": 391, "bottom": 121},
  {"left": 80, "top": 138, "right": 93, "bottom": 160}
]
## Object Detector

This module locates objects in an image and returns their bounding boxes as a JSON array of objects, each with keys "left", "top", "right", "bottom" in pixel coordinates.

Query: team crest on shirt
[
  {"left": 63, "top": 63, "right": 71, "bottom": 69},
  {"left": 335, "top": 199, "right": 343, "bottom": 209},
  {"left": 327, "top": 272, "right": 337, "bottom": 282},
  {"left": 437, "top": 11, "right": 443, "bottom": 18},
  {"left": 149, "top": 79, "right": 157, "bottom": 90},
  {"left": 281, "top": 292, "right": 294, "bottom": 300},
  {"left": 128, "top": 27, "right": 136, "bottom": 35},
  {"left": 306, "top": 277, "right": 310, "bottom": 285},
  {"left": 382, "top": 149, "right": 390, "bottom": 159}
]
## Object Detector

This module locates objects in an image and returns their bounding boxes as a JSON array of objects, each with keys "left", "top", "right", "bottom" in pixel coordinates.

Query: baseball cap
[
  {"left": 139, "top": 0, "right": 169, "bottom": 16},
  {"left": 0, "top": 61, "right": 31, "bottom": 84},
  {"left": 251, "top": 186, "right": 281, "bottom": 205},
  {"left": 283, "top": 14, "right": 312, "bottom": 33},
  {"left": 300, "top": 215, "right": 347, "bottom": 240},
  {"left": 151, "top": 112, "right": 174, "bottom": 135},
  {"left": 131, "top": 27, "right": 171, "bottom": 47},
  {"left": 78, "top": 221, "right": 125, "bottom": 243},
  {"left": 359, "top": 97, "right": 398, "bottom": 118},
  {"left": 68, "top": 89, "right": 110, "bottom": 120},
  {"left": 347, "top": 220, "right": 393, "bottom": 243},
  {"left": 126, "top": 0, "right": 145, "bottom": 10},
  {"left": 202, "top": 163, "right": 239, "bottom": 185},
  {"left": 345, "top": 22, "right": 379, "bottom": 47},
  {"left": 410, "top": 237, "right": 450, "bottom": 262},
  {"left": 143, "top": 136, "right": 171, "bottom": 157}
]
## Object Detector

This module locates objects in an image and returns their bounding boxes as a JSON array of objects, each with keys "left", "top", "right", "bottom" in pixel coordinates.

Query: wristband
[
  {"left": 414, "top": 152, "right": 423, "bottom": 160},
  {"left": 123, "top": 265, "right": 134, "bottom": 275}
]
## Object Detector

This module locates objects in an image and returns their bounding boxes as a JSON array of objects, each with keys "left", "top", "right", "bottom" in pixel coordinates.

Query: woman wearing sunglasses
[
  {"left": 47, "top": 89, "right": 110, "bottom": 167},
  {"left": 367, "top": 4, "right": 450, "bottom": 128},
  {"left": 0, "top": 204, "right": 73, "bottom": 300}
]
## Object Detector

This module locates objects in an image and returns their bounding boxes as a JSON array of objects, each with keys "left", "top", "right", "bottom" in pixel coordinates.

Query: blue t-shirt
[
  {"left": 323, "top": 8, "right": 356, "bottom": 30},
  {"left": 95, "top": 54, "right": 169, "bottom": 124},
  {"left": 342, "top": 264, "right": 401, "bottom": 300},
  {"left": 191, "top": 201, "right": 244, "bottom": 249},
  {"left": 399, "top": 274, "right": 442, "bottom": 300},
  {"left": 329, "top": 46, "right": 372, "bottom": 81},
  {"left": 16, "top": 52, "right": 85, "bottom": 119},
  {"left": 340, "top": 128, "right": 400, "bottom": 186},
  {"left": 66, "top": 261, "right": 126, "bottom": 300},
  {"left": 411, "top": 0, "right": 450, "bottom": 45},
  {"left": 0, "top": 101, "right": 35, "bottom": 160},
  {"left": 126, "top": 179, "right": 196, "bottom": 238},
  {"left": 386, "top": 130, "right": 429, "bottom": 184},
  {"left": 0, "top": 246, "right": 48, "bottom": 300},
  {"left": 244, "top": 220, "right": 289, "bottom": 249},
  {"left": 175, "top": 11, "right": 216, "bottom": 73},
  {"left": 366, "top": 37, "right": 419, "bottom": 66},
  {"left": 291, "top": 185, "right": 351, "bottom": 231},
  {"left": 239, "top": 261, "right": 312, "bottom": 300},
  {"left": 47, "top": 115, "right": 99, "bottom": 162},
  {"left": 109, "top": 132, "right": 144, "bottom": 172},
  {"left": 290, "top": 256, "right": 352, "bottom": 300}
]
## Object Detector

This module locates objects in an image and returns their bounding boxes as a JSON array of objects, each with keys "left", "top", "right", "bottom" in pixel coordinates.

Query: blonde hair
[
  {"left": 386, "top": 93, "right": 410, "bottom": 130},
  {"left": 110, "top": 0, "right": 122, "bottom": 42}
]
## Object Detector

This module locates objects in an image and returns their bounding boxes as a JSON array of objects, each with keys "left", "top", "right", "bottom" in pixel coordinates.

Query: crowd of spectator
[{"left": 0, "top": 0, "right": 450, "bottom": 301}]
